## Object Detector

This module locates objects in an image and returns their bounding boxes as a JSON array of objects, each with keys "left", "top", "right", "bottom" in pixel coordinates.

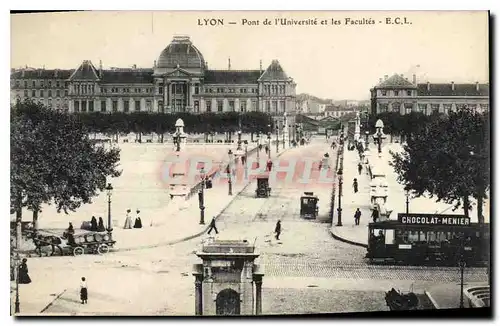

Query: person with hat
[
  {"left": 18, "top": 258, "right": 31, "bottom": 284},
  {"left": 207, "top": 217, "right": 219, "bottom": 235},
  {"left": 123, "top": 209, "right": 133, "bottom": 229},
  {"left": 133, "top": 209, "right": 142, "bottom": 229},
  {"left": 353, "top": 178, "right": 359, "bottom": 193}
]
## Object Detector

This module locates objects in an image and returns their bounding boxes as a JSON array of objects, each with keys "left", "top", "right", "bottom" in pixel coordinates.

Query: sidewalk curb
[
  {"left": 424, "top": 290, "right": 440, "bottom": 309},
  {"left": 114, "top": 147, "right": 292, "bottom": 252},
  {"left": 329, "top": 228, "right": 368, "bottom": 248},
  {"left": 39, "top": 289, "right": 67, "bottom": 313}
]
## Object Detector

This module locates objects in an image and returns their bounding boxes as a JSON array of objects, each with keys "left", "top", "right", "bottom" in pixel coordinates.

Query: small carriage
[
  {"left": 300, "top": 192, "right": 319, "bottom": 219},
  {"left": 256, "top": 174, "right": 271, "bottom": 198},
  {"left": 27, "top": 229, "right": 116, "bottom": 257}
]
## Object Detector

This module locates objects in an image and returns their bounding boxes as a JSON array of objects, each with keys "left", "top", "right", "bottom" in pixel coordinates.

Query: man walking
[
  {"left": 207, "top": 217, "right": 219, "bottom": 235},
  {"left": 274, "top": 220, "right": 282, "bottom": 240},
  {"left": 353, "top": 178, "right": 359, "bottom": 193},
  {"left": 358, "top": 162, "right": 363, "bottom": 175},
  {"left": 354, "top": 208, "right": 361, "bottom": 226}
]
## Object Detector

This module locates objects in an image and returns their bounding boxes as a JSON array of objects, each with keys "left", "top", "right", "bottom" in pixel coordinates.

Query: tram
[{"left": 366, "top": 213, "right": 489, "bottom": 266}]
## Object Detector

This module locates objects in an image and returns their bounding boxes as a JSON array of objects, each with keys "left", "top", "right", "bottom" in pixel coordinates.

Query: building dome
[{"left": 157, "top": 36, "right": 205, "bottom": 69}]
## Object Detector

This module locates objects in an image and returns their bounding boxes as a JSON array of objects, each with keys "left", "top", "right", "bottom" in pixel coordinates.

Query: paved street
[{"left": 12, "top": 137, "right": 485, "bottom": 316}]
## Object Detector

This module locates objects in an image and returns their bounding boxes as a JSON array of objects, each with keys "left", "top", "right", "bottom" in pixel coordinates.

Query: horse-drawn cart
[{"left": 26, "top": 230, "right": 116, "bottom": 257}]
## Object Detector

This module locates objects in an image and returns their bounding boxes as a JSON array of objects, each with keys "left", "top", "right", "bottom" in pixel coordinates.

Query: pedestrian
[
  {"left": 18, "top": 258, "right": 31, "bottom": 284},
  {"left": 123, "top": 209, "right": 133, "bottom": 229},
  {"left": 358, "top": 163, "right": 363, "bottom": 175},
  {"left": 266, "top": 160, "right": 273, "bottom": 172},
  {"left": 133, "top": 210, "right": 142, "bottom": 229},
  {"left": 354, "top": 208, "right": 361, "bottom": 226},
  {"left": 67, "top": 222, "right": 75, "bottom": 235},
  {"left": 90, "top": 216, "right": 98, "bottom": 231},
  {"left": 80, "top": 277, "right": 88, "bottom": 304},
  {"left": 207, "top": 217, "right": 219, "bottom": 235},
  {"left": 353, "top": 178, "right": 358, "bottom": 193},
  {"left": 97, "top": 217, "right": 105, "bottom": 232},
  {"left": 372, "top": 207, "right": 379, "bottom": 223},
  {"left": 274, "top": 220, "right": 282, "bottom": 240}
]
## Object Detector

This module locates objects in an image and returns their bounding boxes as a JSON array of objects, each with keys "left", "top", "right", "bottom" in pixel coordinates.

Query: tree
[
  {"left": 391, "top": 108, "right": 490, "bottom": 221},
  {"left": 11, "top": 100, "right": 122, "bottom": 231}
]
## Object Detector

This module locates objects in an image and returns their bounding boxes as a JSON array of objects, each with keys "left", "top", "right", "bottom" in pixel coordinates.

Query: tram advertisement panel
[{"left": 397, "top": 213, "right": 470, "bottom": 226}]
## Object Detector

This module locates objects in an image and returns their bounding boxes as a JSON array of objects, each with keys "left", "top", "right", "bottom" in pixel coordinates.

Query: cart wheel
[
  {"left": 98, "top": 244, "right": 109, "bottom": 254},
  {"left": 73, "top": 246, "right": 85, "bottom": 256}
]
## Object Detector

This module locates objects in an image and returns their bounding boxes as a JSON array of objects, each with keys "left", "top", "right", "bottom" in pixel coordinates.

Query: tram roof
[{"left": 368, "top": 220, "right": 488, "bottom": 229}]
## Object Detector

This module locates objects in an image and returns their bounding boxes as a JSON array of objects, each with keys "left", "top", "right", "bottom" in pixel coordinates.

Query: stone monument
[{"left": 192, "top": 239, "right": 264, "bottom": 315}]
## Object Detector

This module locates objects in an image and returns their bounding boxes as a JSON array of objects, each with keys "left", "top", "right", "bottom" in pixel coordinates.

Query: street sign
[{"left": 397, "top": 213, "right": 471, "bottom": 226}]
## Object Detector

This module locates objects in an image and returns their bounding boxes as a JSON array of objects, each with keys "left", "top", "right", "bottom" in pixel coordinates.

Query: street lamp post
[
  {"left": 244, "top": 141, "right": 248, "bottom": 179},
  {"left": 336, "top": 171, "right": 343, "bottom": 226},
  {"left": 405, "top": 189, "right": 410, "bottom": 214},
  {"left": 275, "top": 122, "right": 279, "bottom": 153},
  {"left": 365, "top": 131, "right": 369, "bottom": 146},
  {"left": 256, "top": 133, "right": 260, "bottom": 168},
  {"left": 228, "top": 149, "right": 233, "bottom": 196},
  {"left": 267, "top": 128, "right": 271, "bottom": 159},
  {"left": 237, "top": 130, "right": 242, "bottom": 150},
  {"left": 105, "top": 183, "right": 113, "bottom": 232},
  {"left": 198, "top": 167, "right": 206, "bottom": 225},
  {"left": 459, "top": 238, "right": 466, "bottom": 308},
  {"left": 14, "top": 251, "right": 20, "bottom": 313}
]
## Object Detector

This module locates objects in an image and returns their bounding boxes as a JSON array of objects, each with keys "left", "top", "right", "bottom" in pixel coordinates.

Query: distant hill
[{"left": 296, "top": 93, "right": 332, "bottom": 104}]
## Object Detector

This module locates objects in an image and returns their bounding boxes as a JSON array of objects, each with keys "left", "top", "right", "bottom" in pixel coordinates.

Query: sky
[{"left": 10, "top": 11, "right": 489, "bottom": 100}]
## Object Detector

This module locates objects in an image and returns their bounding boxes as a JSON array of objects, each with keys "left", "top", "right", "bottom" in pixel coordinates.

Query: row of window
[
  {"left": 14, "top": 80, "right": 68, "bottom": 89},
  {"left": 206, "top": 87, "right": 258, "bottom": 94},
  {"left": 74, "top": 99, "right": 153, "bottom": 113},
  {"left": 19, "top": 89, "right": 68, "bottom": 98},
  {"left": 373, "top": 229, "right": 479, "bottom": 246},
  {"left": 380, "top": 90, "right": 413, "bottom": 97},
  {"left": 105, "top": 87, "right": 154, "bottom": 94},
  {"left": 378, "top": 102, "right": 487, "bottom": 114},
  {"left": 263, "top": 84, "right": 286, "bottom": 95}
]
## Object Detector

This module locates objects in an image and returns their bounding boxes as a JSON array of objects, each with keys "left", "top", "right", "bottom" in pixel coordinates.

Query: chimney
[
  {"left": 400, "top": 74, "right": 404, "bottom": 78},
  {"left": 260, "top": 60, "right": 263, "bottom": 72},
  {"left": 427, "top": 82, "right": 430, "bottom": 91},
  {"left": 228, "top": 57, "right": 231, "bottom": 70},
  {"left": 153, "top": 60, "right": 157, "bottom": 68},
  {"left": 379, "top": 78, "right": 383, "bottom": 83},
  {"left": 22, "top": 70, "right": 25, "bottom": 77},
  {"left": 384, "top": 75, "right": 388, "bottom": 80},
  {"left": 451, "top": 81, "right": 455, "bottom": 91},
  {"left": 132, "top": 64, "right": 137, "bottom": 69},
  {"left": 476, "top": 82, "right": 479, "bottom": 91},
  {"left": 205, "top": 61, "right": 208, "bottom": 68},
  {"left": 99, "top": 60, "right": 103, "bottom": 78},
  {"left": 54, "top": 69, "right": 58, "bottom": 78},
  {"left": 412, "top": 74, "right": 416, "bottom": 85}
]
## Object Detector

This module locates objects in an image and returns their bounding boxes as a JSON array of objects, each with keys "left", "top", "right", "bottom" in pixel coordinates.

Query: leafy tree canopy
[
  {"left": 391, "top": 109, "right": 490, "bottom": 220},
  {"left": 11, "top": 100, "right": 122, "bottom": 221}
]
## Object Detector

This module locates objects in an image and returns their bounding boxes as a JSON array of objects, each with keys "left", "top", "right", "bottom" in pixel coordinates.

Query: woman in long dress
[
  {"left": 18, "top": 258, "right": 31, "bottom": 284},
  {"left": 123, "top": 209, "right": 133, "bottom": 229},
  {"left": 80, "top": 277, "right": 88, "bottom": 304},
  {"left": 133, "top": 210, "right": 142, "bottom": 229}
]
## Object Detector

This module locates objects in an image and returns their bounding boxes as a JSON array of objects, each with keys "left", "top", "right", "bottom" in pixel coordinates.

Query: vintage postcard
[{"left": 10, "top": 10, "right": 490, "bottom": 316}]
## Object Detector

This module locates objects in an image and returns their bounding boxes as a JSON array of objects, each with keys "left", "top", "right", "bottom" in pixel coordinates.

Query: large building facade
[
  {"left": 370, "top": 74, "right": 489, "bottom": 115},
  {"left": 10, "top": 36, "right": 297, "bottom": 115}
]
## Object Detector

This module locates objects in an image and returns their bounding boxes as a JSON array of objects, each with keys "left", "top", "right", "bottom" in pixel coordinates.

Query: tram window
[
  {"left": 408, "top": 231, "right": 419, "bottom": 242},
  {"left": 385, "top": 230, "right": 394, "bottom": 245}
]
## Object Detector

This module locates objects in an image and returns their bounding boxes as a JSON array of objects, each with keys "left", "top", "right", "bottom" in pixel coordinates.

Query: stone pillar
[
  {"left": 195, "top": 276, "right": 203, "bottom": 315},
  {"left": 186, "top": 81, "right": 190, "bottom": 108},
  {"left": 254, "top": 276, "right": 263, "bottom": 315},
  {"left": 189, "top": 82, "right": 195, "bottom": 109},
  {"left": 165, "top": 81, "right": 170, "bottom": 109}
]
